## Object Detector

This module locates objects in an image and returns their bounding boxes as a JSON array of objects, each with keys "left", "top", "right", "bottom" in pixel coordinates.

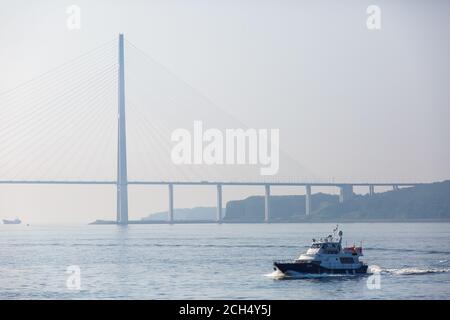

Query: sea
[{"left": 0, "top": 223, "right": 449, "bottom": 299}]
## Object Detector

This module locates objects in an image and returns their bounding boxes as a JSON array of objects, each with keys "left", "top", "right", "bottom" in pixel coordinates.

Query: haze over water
[{"left": 1, "top": 223, "right": 449, "bottom": 299}]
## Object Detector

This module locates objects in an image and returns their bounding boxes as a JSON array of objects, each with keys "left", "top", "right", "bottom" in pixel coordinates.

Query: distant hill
[
  {"left": 142, "top": 206, "right": 218, "bottom": 221},
  {"left": 224, "top": 181, "right": 450, "bottom": 222},
  {"left": 224, "top": 193, "right": 338, "bottom": 222}
]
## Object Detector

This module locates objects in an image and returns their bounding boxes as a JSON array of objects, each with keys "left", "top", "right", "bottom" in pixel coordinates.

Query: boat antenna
[{"left": 333, "top": 224, "right": 339, "bottom": 236}]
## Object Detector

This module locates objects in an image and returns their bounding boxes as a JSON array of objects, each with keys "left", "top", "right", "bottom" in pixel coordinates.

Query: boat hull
[
  {"left": 274, "top": 262, "right": 368, "bottom": 275},
  {"left": 2, "top": 220, "right": 21, "bottom": 225}
]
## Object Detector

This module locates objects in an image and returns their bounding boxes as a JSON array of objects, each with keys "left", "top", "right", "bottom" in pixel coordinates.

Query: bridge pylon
[{"left": 117, "top": 34, "right": 129, "bottom": 225}]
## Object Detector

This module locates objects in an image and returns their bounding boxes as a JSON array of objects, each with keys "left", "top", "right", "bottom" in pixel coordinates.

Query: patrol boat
[{"left": 273, "top": 227, "right": 368, "bottom": 275}]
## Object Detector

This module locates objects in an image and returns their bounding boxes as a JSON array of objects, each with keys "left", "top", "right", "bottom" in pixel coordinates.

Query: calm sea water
[{"left": 0, "top": 223, "right": 449, "bottom": 299}]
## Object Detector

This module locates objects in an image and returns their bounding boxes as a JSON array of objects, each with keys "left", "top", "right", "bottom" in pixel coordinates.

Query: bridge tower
[{"left": 117, "top": 34, "right": 129, "bottom": 225}]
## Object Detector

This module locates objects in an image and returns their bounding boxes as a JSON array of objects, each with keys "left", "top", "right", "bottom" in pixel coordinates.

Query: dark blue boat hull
[{"left": 274, "top": 262, "right": 368, "bottom": 275}]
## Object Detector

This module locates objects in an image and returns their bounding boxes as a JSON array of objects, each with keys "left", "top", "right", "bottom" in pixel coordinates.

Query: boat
[
  {"left": 2, "top": 218, "right": 21, "bottom": 225},
  {"left": 273, "top": 226, "right": 368, "bottom": 275}
]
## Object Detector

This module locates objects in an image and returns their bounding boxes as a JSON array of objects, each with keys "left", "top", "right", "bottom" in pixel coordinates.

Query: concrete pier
[
  {"left": 305, "top": 185, "right": 312, "bottom": 215},
  {"left": 339, "top": 185, "right": 354, "bottom": 203},
  {"left": 264, "top": 184, "right": 270, "bottom": 222},
  {"left": 217, "top": 184, "right": 222, "bottom": 223},
  {"left": 369, "top": 185, "right": 375, "bottom": 196},
  {"left": 168, "top": 183, "right": 174, "bottom": 223}
]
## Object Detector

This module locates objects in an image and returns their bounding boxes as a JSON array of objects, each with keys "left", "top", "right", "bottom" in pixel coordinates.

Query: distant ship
[
  {"left": 273, "top": 226, "right": 368, "bottom": 275},
  {"left": 2, "top": 218, "right": 21, "bottom": 225}
]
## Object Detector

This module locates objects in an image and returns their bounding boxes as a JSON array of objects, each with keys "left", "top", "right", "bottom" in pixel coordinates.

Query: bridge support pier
[
  {"left": 393, "top": 185, "right": 399, "bottom": 191},
  {"left": 339, "top": 185, "right": 354, "bottom": 203},
  {"left": 168, "top": 183, "right": 174, "bottom": 224},
  {"left": 216, "top": 184, "right": 222, "bottom": 223},
  {"left": 369, "top": 185, "right": 375, "bottom": 196},
  {"left": 264, "top": 184, "right": 270, "bottom": 222},
  {"left": 305, "top": 185, "right": 311, "bottom": 215}
]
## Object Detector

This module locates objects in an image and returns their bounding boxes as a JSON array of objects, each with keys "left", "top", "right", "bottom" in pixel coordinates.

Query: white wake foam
[
  {"left": 368, "top": 265, "right": 382, "bottom": 274},
  {"left": 264, "top": 270, "right": 285, "bottom": 279},
  {"left": 368, "top": 264, "right": 450, "bottom": 276},
  {"left": 384, "top": 267, "right": 450, "bottom": 275}
]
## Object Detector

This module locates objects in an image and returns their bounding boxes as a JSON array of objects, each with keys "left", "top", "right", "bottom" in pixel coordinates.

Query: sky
[{"left": 0, "top": 0, "right": 449, "bottom": 223}]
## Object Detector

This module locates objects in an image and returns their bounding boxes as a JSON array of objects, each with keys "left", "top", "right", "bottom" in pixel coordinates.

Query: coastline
[{"left": 90, "top": 218, "right": 450, "bottom": 225}]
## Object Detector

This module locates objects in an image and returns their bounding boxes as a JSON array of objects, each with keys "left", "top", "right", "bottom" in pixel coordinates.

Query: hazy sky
[{"left": 1, "top": 0, "right": 449, "bottom": 223}]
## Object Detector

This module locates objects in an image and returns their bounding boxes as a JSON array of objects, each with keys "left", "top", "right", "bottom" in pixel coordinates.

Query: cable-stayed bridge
[{"left": 0, "top": 35, "right": 423, "bottom": 224}]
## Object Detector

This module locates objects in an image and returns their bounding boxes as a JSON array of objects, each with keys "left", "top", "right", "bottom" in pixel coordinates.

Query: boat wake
[
  {"left": 381, "top": 267, "right": 450, "bottom": 276},
  {"left": 265, "top": 270, "right": 286, "bottom": 279},
  {"left": 369, "top": 264, "right": 450, "bottom": 276}
]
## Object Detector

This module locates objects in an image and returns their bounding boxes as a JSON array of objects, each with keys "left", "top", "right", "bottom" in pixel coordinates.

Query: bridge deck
[{"left": 0, "top": 180, "right": 424, "bottom": 187}]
